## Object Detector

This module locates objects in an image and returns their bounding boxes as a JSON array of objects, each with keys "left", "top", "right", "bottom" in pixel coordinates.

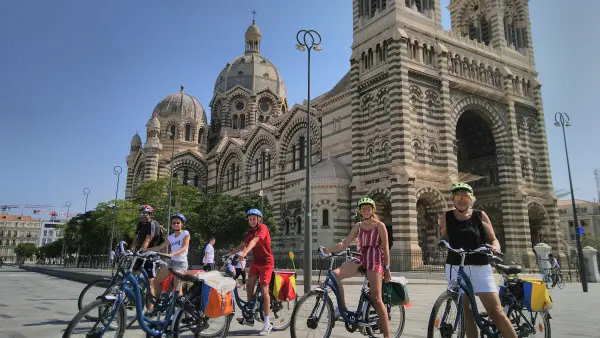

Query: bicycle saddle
[{"left": 495, "top": 264, "right": 523, "bottom": 275}]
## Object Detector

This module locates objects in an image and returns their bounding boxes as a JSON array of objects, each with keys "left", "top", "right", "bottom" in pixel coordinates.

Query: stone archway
[
  {"left": 369, "top": 191, "right": 392, "bottom": 230},
  {"left": 528, "top": 202, "right": 547, "bottom": 247},
  {"left": 416, "top": 189, "right": 446, "bottom": 255},
  {"left": 474, "top": 202, "right": 505, "bottom": 250},
  {"left": 456, "top": 110, "right": 499, "bottom": 188}
]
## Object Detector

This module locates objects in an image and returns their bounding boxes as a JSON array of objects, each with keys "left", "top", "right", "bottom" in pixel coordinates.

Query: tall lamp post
[
  {"left": 296, "top": 29, "right": 322, "bottom": 293},
  {"left": 554, "top": 112, "right": 588, "bottom": 292},
  {"left": 166, "top": 130, "right": 177, "bottom": 237},
  {"left": 260, "top": 148, "right": 270, "bottom": 210},
  {"left": 83, "top": 188, "right": 91, "bottom": 212},
  {"left": 61, "top": 201, "right": 71, "bottom": 266},
  {"left": 109, "top": 166, "right": 122, "bottom": 255}
]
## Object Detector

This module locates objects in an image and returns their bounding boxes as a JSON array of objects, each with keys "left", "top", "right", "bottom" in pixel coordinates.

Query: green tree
[
  {"left": 14, "top": 243, "right": 37, "bottom": 261},
  {"left": 94, "top": 199, "right": 140, "bottom": 248},
  {"left": 192, "top": 193, "right": 277, "bottom": 250},
  {"left": 132, "top": 178, "right": 201, "bottom": 228},
  {"left": 38, "top": 239, "right": 65, "bottom": 258},
  {"left": 582, "top": 235, "right": 600, "bottom": 249}
]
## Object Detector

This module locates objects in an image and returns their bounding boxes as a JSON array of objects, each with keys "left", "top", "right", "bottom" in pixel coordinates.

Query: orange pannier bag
[
  {"left": 272, "top": 271, "right": 297, "bottom": 301},
  {"left": 198, "top": 271, "right": 237, "bottom": 318}
]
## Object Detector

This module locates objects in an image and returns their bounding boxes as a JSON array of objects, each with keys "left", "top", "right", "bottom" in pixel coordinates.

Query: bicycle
[
  {"left": 543, "top": 269, "right": 565, "bottom": 290},
  {"left": 221, "top": 254, "right": 296, "bottom": 330},
  {"left": 427, "top": 240, "right": 551, "bottom": 337},
  {"left": 290, "top": 247, "right": 406, "bottom": 338},
  {"left": 62, "top": 241, "right": 232, "bottom": 338},
  {"left": 76, "top": 249, "right": 153, "bottom": 328}
]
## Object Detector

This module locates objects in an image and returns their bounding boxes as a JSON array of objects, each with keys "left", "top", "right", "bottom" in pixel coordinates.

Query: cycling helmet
[
  {"left": 246, "top": 208, "right": 263, "bottom": 218},
  {"left": 358, "top": 197, "right": 376, "bottom": 210},
  {"left": 171, "top": 213, "right": 186, "bottom": 224},
  {"left": 139, "top": 204, "right": 154, "bottom": 213},
  {"left": 451, "top": 183, "right": 473, "bottom": 195}
]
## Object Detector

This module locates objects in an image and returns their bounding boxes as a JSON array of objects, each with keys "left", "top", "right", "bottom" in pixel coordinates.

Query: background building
[
  {"left": 39, "top": 221, "right": 64, "bottom": 246},
  {"left": 0, "top": 215, "right": 42, "bottom": 261},
  {"left": 125, "top": 0, "right": 559, "bottom": 266},
  {"left": 557, "top": 199, "right": 600, "bottom": 245}
]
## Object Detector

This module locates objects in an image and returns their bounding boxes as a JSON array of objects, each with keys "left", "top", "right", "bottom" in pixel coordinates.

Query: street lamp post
[
  {"left": 109, "top": 166, "right": 122, "bottom": 255},
  {"left": 61, "top": 201, "right": 71, "bottom": 266},
  {"left": 260, "top": 148, "right": 270, "bottom": 210},
  {"left": 296, "top": 29, "right": 322, "bottom": 293},
  {"left": 167, "top": 130, "right": 176, "bottom": 237},
  {"left": 83, "top": 188, "right": 91, "bottom": 212},
  {"left": 554, "top": 112, "right": 588, "bottom": 293}
]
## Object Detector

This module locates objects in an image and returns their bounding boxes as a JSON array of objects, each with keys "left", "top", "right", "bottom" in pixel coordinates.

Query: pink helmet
[{"left": 139, "top": 204, "right": 154, "bottom": 214}]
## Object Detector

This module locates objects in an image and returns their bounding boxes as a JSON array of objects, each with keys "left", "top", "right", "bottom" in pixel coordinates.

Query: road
[{"left": 0, "top": 266, "right": 598, "bottom": 337}]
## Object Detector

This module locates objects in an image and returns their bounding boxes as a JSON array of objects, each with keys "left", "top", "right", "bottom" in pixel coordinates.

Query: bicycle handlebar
[
  {"left": 438, "top": 240, "right": 503, "bottom": 257},
  {"left": 117, "top": 240, "right": 170, "bottom": 260},
  {"left": 317, "top": 246, "right": 361, "bottom": 259}
]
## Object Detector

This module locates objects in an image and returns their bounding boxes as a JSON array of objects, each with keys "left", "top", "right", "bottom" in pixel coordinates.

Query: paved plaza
[{"left": 0, "top": 266, "right": 598, "bottom": 337}]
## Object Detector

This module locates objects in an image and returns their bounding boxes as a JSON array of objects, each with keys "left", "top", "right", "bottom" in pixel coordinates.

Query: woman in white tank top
[{"left": 146, "top": 213, "right": 190, "bottom": 315}]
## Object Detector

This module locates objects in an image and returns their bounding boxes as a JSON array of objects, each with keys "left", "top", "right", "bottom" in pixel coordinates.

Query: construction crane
[
  {"left": 0, "top": 203, "right": 69, "bottom": 215},
  {"left": 554, "top": 188, "right": 575, "bottom": 199}
]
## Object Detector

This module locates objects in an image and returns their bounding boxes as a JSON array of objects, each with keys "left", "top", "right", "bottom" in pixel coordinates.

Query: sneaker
[
  {"left": 237, "top": 317, "right": 255, "bottom": 326},
  {"left": 259, "top": 323, "right": 273, "bottom": 336}
]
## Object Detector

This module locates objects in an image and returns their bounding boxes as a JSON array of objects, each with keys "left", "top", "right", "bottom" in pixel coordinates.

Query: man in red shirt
[{"left": 228, "top": 208, "right": 274, "bottom": 336}]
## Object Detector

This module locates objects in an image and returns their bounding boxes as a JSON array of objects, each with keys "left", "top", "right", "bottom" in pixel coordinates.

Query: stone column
[
  {"left": 582, "top": 246, "right": 600, "bottom": 283},
  {"left": 533, "top": 242, "right": 552, "bottom": 276}
]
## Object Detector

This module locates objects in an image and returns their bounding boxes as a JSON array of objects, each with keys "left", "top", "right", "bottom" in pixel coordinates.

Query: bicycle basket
[{"left": 382, "top": 277, "right": 409, "bottom": 306}]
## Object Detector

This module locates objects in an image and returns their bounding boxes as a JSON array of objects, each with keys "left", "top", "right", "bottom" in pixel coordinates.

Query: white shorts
[
  {"left": 167, "top": 259, "right": 188, "bottom": 272},
  {"left": 445, "top": 264, "right": 497, "bottom": 294}
]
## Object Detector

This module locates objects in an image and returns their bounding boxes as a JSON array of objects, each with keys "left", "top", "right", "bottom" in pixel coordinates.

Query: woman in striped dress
[{"left": 321, "top": 197, "right": 391, "bottom": 338}]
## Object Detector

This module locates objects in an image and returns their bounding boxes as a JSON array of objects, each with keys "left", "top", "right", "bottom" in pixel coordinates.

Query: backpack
[
  {"left": 386, "top": 224, "right": 394, "bottom": 249},
  {"left": 149, "top": 220, "right": 167, "bottom": 248}
]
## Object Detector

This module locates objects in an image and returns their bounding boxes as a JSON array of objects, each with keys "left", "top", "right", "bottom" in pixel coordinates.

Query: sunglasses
[
  {"left": 139, "top": 213, "right": 151, "bottom": 217},
  {"left": 171, "top": 221, "right": 182, "bottom": 225}
]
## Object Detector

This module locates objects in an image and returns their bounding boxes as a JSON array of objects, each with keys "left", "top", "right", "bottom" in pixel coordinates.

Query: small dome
[
  {"left": 213, "top": 54, "right": 286, "bottom": 97},
  {"left": 130, "top": 133, "right": 142, "bottom": 147},
  {"left": 149, "top": 117, "right": 161, "bottom": 129},
  {"left": 245, "top": 20, "right": 261, "bottom": 40},
  {"left": 151, "top": 85, "right": 207, "bottom": 124},
  {"left": 311, "top": 157, "right": 350, "bottom": 186}
]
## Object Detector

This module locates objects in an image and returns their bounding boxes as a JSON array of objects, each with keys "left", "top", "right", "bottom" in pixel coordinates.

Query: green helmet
[
  {"left": 358, "top": 197, "right": 376, "bottom": 209},
  {"left": 451, "top": 183, "right": 473, "bottom": 194}
]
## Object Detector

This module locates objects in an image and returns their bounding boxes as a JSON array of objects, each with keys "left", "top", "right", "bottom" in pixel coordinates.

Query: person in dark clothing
[
  {"left": 129, "top": 204, "right": 168, "bottom": 308},
  {"left": 440, "top": 183, "right": 517, "bottom": 338}
]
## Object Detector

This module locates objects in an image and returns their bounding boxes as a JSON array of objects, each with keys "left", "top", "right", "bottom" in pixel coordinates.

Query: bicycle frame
[
  {"left": 313, "top": 249, "right": 375, "bottom": 327},
  {"left": 222, "top": 258, "right": 262, "bottom": 316}
]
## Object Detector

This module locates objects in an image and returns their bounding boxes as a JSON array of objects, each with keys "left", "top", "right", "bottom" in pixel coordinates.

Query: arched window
[
  {"left": 255, "top": 159, "right": 259, "bottom": 181},
  {"left": 183, "top": 169, "right": 189, "bottom": 185},
  {"left": 285, "top": 219, "right": 290, "bottom": 235},
  {"left": 240, "top": 114, "right": 246, "bottom": 129},
  {"left": 184, "top": 125, "right": 191, "bottom": 141},
  {"left": 194, "top": 174, "right": 199, "bottom": 187},
  {"left": 232, "top": 115, "right": 238, "bottom": 129},
  {"left": 198, "top": 129, "right": 203, "bottom": 144},
  {"left": 299, "top": 136, "right": 306, "bottom": 169},
  {"left": 169, "top": 125, "right": 176, "bottom": 140},
  {"left": 322, "top": 209, "right": 330, "bottom": 228},
  {"left": 296, "top": 216, "right": 302, "bottom": 234}
]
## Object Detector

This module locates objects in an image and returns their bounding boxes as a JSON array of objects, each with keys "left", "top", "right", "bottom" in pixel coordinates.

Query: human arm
[
  {"left": 322, "top": 222, "right": 360, "bottom": 254},
  {"left": 439, "top": 213, "right": 448, "bottom": 239},
  {"left": 480, "top": 211, "right": 501, "bottom": 252},
  {"left": 130, "top": 234, "right": 139, "bottom": 251},
  {"left": 376, "top": 221, "right": 392, "bottom": 282},
  {"left": 227, "top": 242, "right": 247, "bottom": 257}
]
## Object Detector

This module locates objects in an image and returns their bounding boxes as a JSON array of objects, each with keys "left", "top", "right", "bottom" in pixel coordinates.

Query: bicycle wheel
[
  {"left": 173, "top": 304, "right": 232, "bottom": 338},
  {"left": 290, "top": 290, "right": 334, "bottom": 338},
  {"left": 257, "top": 296, "right": 297, "bottom": 330},
  {"left": 365, "top": 301, "right": 405, "bottom": 338},
  {"left": 62, "top": 298, "right": 126, "bottom": 338},
  {"left": 507, "top": 306, "right": 551, "bottom": 338},
  {"left": 427, "top": 290, "right": 465, "bottom": 338},
  {"left": 78, "top": 279, "right": 112, "bottom": 311},
  {"left": 557, "top": 274, "right": 566, "bottom": 289}
]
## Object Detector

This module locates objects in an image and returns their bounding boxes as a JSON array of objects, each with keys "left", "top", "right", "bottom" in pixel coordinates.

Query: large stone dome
[
  {"left": 213, "top": 21, "right": 286, "bottom": 98},
  {"left": 151, "top": 85, "right": 207, "bottom": 124}
]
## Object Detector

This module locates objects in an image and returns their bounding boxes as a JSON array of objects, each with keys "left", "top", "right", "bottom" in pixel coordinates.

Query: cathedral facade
[{"left": 125, "top": 0, "right": 561, "bottom": 266}]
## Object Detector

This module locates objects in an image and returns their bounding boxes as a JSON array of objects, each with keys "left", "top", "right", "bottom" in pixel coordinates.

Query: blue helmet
[
  {"left": 171, "top": 213, "right": 186, "bottom": 224},
  {"left": 246, "top": 208, "right": 263, "bottom": 218}
]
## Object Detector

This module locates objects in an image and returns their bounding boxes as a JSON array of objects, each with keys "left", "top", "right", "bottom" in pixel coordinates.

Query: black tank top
[{"left": 445, "top": 210, "right": 489, "bottom": 266}]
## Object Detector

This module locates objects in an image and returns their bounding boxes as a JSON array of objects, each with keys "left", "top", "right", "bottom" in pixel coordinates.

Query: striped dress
[{"left": 352, "top": 223, "right": 384, "bottom": 275}]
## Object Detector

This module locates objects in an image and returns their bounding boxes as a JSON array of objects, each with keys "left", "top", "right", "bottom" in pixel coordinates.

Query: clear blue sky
[{"left": 0, "top": 0, "right": 597, "bottom": 219}]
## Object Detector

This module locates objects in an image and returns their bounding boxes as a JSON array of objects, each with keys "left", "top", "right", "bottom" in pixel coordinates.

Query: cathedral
[{"left": 125, "top": 0, "right": 561, "bottom": 267}]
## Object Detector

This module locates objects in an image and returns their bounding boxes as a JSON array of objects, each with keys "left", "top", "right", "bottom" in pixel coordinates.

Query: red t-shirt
[{"left": 243, "top": 223, "right": 274, "bottom": 267}]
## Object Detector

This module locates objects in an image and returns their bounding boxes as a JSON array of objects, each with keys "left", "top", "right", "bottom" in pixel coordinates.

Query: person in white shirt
[
  {"left": 234, "top": 251, "right": 247, "bottom": 289},
  {"left": 202, "top": 237, "right": 216, "bottom": 271},
  {"left": 146, "top": 213, "right": 190, "bottom": 316}
]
